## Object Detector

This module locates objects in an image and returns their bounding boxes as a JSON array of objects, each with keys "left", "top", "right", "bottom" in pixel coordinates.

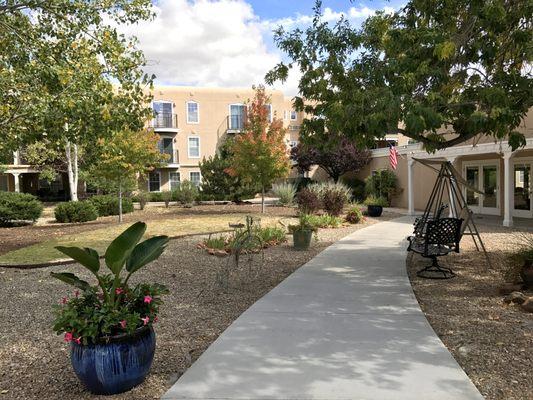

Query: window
[
  {"left": 169, "top": 172, "right": 181, "bottom": 191},
  {"left": 159, "top": 137, "right": 174, "bottom": 162},
  {"left": 188, "top": 137, "right": 200, "bottom": 158},
  {"left": 290, "top": 110, "right": 297, "bottom": 120},
  {"left": 148, "top": 172, "right": 161, "bottom": 192},
  {"left": 289, "top": 125, "right": 299, "bottom": 131},
  {"left": 264, "top": 104, "right": 272, "bottom": 122},
  {"left": 153, "top": 101, "right": 174, "bottom": 128},
  {"left": 229, "top": 104, "right": 246, "bottom": 130},
  {"left": 190, "top": 171, "right": 201, "bottom": 186},
  {"left": 0, "top": 175, "right": 8, "bottom": 191},
  {"left": 186, "top": 101, "right": 199, "bottom": 124}
]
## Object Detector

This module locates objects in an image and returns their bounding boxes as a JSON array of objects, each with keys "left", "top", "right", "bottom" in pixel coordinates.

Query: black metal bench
[{"left": 407, "top": 217, "right": 463, "bottom": 279}]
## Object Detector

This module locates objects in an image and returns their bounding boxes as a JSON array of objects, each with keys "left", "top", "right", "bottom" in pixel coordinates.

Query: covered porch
[{"left": 407, "top": 138, "right": 533, "bottom": 227}]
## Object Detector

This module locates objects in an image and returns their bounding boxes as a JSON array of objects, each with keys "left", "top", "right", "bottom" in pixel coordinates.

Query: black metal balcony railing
[
  {"left": 152, "top": 112, "right": 178, "bottom": 129},
  {"left": 161, "top": 149, "right": 179, "bottom": 164},
  {"left": 227, "top": 115, "right": 245, "bottom": 131}
]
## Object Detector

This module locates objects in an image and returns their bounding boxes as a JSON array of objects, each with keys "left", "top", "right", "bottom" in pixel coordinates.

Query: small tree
[
  {"left": 227, "top": 86, "right": 291, "bottom": 213},
  {"left": 291, "top": 134, "right": 371, "bottom": 182},
  {"left": 88, "top": 129, "right": 164, "bottom": 222}
]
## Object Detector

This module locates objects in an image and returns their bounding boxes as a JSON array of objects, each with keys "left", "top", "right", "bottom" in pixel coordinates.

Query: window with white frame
[
  {"left": 186, "top": 101, "right": 199, "bottom": 124},
  {"left": 148, "top": 172, "right": 161, "bottom": 192},
  {"left": 190, "top": 171, "right": 201, "bottom": 186},
  {"left": 169, "top": 172, "right": 181, "bottom": 191},
  {"left": 229, "top": 104, "right": 246, "bottom": 130},
  {"left": 290, "top": 110, "right": 297, "bottom": 120},
  {"left": 188, "top": 137, "right": 200, "bottom": 158}
]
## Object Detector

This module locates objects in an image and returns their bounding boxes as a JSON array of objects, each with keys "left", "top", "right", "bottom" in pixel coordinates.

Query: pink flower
[
  {"left": 64, "top": 332, "right": 73, "bottom": 342},
  {"left": 143, "top": 295, "right": 153, "bottom": 304},
  {"left": 74, "top": 290, "right": 80, "bottom": 298},
  {"left": 60, "top": 297, "right": 68, "bottom": 305},
  {"left": 120, "top": 320, "right": 127, "bottom": 329},
  {"left": 115, "top": 288, "right": 124, "bottom": 295},
  {"left": 153, "top": 316, "right": 158, "bottom": 323},
  {"left": 74, "top": 337, "right": 82, "bottom": 345},
  {"left": 141, "top": 316, "right": 150, "bottom": 326}
]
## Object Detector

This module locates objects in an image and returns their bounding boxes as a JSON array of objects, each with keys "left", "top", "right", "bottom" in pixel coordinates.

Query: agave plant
[{"left": 51, "top": 222, "right": 170, "bottom": 344}]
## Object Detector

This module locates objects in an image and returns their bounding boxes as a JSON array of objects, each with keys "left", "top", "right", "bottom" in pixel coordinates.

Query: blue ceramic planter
[{"left": 71, "top": 326, "right": 156, "bottom": 395}]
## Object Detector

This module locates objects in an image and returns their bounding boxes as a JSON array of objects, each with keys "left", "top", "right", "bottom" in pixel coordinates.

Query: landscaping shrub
[
  {"left": 88, "top": 194, "right": 133, "bottom": 217},
  {"left": 0, "top": 191, "right": 43, "bottom": 225},
  {"left": 149, "top": 192, "right": 164, "bottom": 202},
  {"left": 322, "top": 188, "right": 347, "bottom": 216},
  {"left": 306, "top": 214, "right": 343, "bottom": 229},
  {"left": 54, "top": 201, "right": 98, "bottom": 223},
  {"left": 296, "top": 188, "right": 321, "bottom": 214},
  {"left": 272, "top": 182, "right": 296, "bottom": 206},
  {"left": 161, "top": 191, "right": 172, "bottom": 208},
  {"left": 345, "top": 205, "right": 364, "bottom": 224},
  {"left": 175, "top": 180, "right": 198, "bottom": 206},
  {"left": 203, "top": 235, "right": 228, "bottom": 251},
  {"left": 137, "top": 191, "right": 149, "bottom": 210},
  {"left": 365, "top": 169, "right": 398, "bottom": 202},
  {"left": 200, "top": 225, "right": 287, "bottom": 255},
  {"left": 294, "top": 177, "right": 315, "bottom": 192},
  {"left": 308, "top": 182, "right": 351, "bottom": 208},
  {"left": 341, "top": 176, "right": 366, "bottom": 202},
  {"left": 257, "top": 226, "right": 286, "bottom": 245}
]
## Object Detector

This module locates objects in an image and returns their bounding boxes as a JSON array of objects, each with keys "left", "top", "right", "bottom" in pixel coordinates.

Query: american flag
[{"left": 389, "top": 145, "right": 399, "bottom": 170}]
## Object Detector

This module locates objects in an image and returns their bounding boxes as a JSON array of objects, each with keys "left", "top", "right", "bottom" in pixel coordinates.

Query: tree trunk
[
  {"left": 261, "top": 186, "right": 265, "bottom": 214},
  {"left": 65, "top": 140, "right": 79, "bottom": 201},
  {"left": 118, "top": 180, "right": 123, "bottom": 223}
]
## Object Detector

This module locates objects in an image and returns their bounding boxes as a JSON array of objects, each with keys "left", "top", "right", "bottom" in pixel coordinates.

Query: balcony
[
  {"left": 226, "top": 115, "right": 245, "bottom": 133},
  {"left": 160, "top": 149, "right": 179, "bottom": 166},
  {"left": 152, "top": 112, "right": 178, "bottom": 131}
]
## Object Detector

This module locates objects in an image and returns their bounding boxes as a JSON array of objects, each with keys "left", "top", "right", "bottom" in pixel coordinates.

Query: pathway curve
[{"left": 163, "top": 216, "right": 483, "bottom": 400}]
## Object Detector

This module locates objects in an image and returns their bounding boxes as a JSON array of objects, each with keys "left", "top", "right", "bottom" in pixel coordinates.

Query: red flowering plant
[{"left": 51, "top": 222, "right": 169, "bottom": 345}]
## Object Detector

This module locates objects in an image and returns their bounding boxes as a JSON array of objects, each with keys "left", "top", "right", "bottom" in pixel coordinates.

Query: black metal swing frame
[{"left": 407, "top": 159, "right": 491, "bottom": 279}]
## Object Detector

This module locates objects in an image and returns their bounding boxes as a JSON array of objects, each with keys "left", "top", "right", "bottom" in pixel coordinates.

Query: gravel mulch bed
[
  {"left": 0, "top": 211, "right": 400, "bottom": 400},
  {"left": 407, "top": 224, "right": 533, "bottom": 400}
]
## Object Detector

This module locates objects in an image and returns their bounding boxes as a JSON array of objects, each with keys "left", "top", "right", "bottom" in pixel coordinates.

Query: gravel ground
[
  {"left": 407, "top": 224, "right": 533, "bottom": 400},
  {"left": 0, "top": 211, "right": 399, "bottom": 400}
]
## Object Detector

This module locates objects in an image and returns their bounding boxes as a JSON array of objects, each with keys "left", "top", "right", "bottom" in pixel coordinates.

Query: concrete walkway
[{"left": 163, "top": 217, "right": 483, "bottom": 400}]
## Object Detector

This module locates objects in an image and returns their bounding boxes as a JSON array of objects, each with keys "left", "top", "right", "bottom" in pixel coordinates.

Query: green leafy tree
[
  {"left": 226, "top": 86, "right": 291, "bottom": 213},
  {"left": 199, "top": 140, "right": 260, "bottom": 202},
  {"left": 87, "top": 129, "right": 165, "bottom": 222},
  {"left": 0, "top": 1, "right": 155, "bottom": 200},
  {"left": 266, "top": 0, "right": 533, "bottom": 152}
]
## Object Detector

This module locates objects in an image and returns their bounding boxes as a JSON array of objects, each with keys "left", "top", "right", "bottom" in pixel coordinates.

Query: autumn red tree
[{"left": 227, "top": 86, "right": 291, "bottom": 213}]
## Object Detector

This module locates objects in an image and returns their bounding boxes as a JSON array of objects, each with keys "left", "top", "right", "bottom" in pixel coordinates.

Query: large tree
[
  {"left": 0, "top": 0, "right": 154, "bottom": 200},
  {"left": 291, "top": 133, "right": 371, "bottom": 182},
  {"left": 266, "top": 0, "right": 533, "bottom": 152},
  {"left": 227, "top": 86, "right": 291, "bottom": 213}
]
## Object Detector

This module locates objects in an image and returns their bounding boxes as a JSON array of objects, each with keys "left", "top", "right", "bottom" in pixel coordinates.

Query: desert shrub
[
  {"left": 294, "top": 177, "right": 315, "bottom": 192},
  {"left": 363, "top": 195, "right": 389, "bottom": 207},
  {"left": 175, "top": 180, "right": 198, "bottom": 206},
  {"left": 203, "top": 235, "right": 228, "bottom": 250},
  {"left": 365, "top": 169, "right": 398, "bottom": 202},
  {"left": 161, "top": 191, "right": 172, "bottom": 208},
  {"left": 201, "top": 225, "right": 286, "bottom": 254},
  {"left": 257, "top": 226, "right": 287, "bottom": 244},
  {"left": 296, "top": 188, "right": 321, "bottom": 214},
  {"left": 272, "top": 182, "right": 296, "bottom": 206},
  {"left": 345, "top": 206, "right": 364, "bottom": 224},
  {"left": 322, "top": 188, "right": 347, "bottom": 216},
  {"left": 505, "top": 233, "right": 533, "bottom": 282},
  {"left": 0, "top": 191, "right": 43, "bottom": 225},
  {"left": 137, "top": 191, "right": 149, "bottom": 210},
  {"left": 308, "top": 182, "right": 351, "bottom": 204},
  {"left": 309, "top": 214, "right": 343, "bottom": 228},
  {"left": 88, "top": 194, "right": 134, "bottom": 217},
  {"left": 55, "top": 201, "right": 98, "bottom": 223}
]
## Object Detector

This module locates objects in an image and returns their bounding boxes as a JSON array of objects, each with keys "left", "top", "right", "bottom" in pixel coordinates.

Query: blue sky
[{"left": 123, "top": 0, "right": 405, "bottom": 94}]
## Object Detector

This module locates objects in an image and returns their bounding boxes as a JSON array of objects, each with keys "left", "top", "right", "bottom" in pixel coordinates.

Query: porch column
[
  {"left": 447, "top": 156, "right": 457, "bottom": 217},
  {"left": 12, "top": 173, "right": 20, "bottom": 193},
  {"left": 408, "top": 157, "right": 415, "bottom": 215},
  {"left": 503, "top": 152, "right": 513, "bottom": 227}
]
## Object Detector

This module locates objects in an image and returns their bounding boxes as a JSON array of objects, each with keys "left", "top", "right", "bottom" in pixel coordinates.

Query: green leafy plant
[
  {"left": 364, "top": 169, "right": 398, "bottom": 203},
  {"left": 88, "top": 194, "right": 134, "bottom": 217},
  {"left": 272, "top": 182, "right": 296, "bottom": 206},
  {"left": 345, "top": 205, "right": 364, "bottom": 224},
  {"left": 55, "top": 201, "right": 98, "bottom": 223},
  {"left": 51, "top": 222, "right": 169, "bottom": 345},
  {"left": 505, "top": 233, "right": 533, "bottom": 282},
  {"left": 296, "top": 188, "right": 321, "bottom": 214},
  {"left": 137, "top": 191, "right": 149, "bottom": 210},
  {"left": 364, "top": 195, "right": 389, "bottom": 207},
  {"left": 161, "top": 191, "right": 172, "bottom": 208},
  {"left": 0, "top": 191, "right": 43, "bottom": 226},
  {"left": 174, "top": 180, "right": 198, "bottom": 206}
]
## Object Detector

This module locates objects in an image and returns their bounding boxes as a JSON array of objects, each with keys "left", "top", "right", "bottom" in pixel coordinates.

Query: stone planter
[{"left": 71, "top": 326, "right": 155, "bottom": 395}]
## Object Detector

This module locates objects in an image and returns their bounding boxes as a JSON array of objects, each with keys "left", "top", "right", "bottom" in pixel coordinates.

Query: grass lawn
[{"left": 0, "top": 213, "right": 293, "bottom": 265}]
